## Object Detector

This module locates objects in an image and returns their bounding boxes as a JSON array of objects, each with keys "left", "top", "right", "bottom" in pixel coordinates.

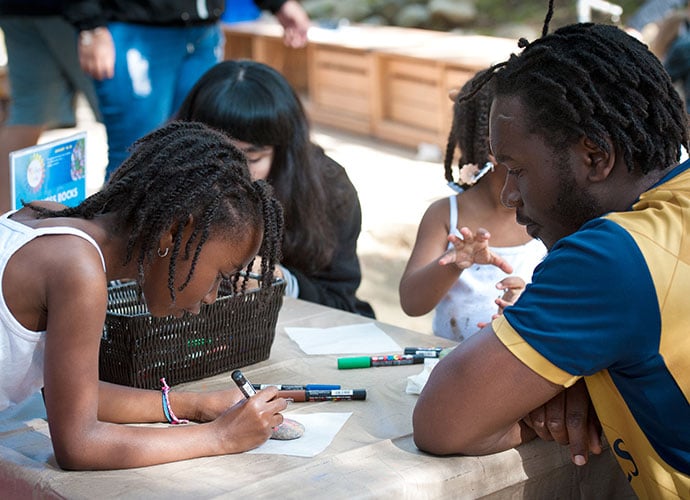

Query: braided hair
[
  {"left": 444, "top": 69, "right": 494, "bottom": 191},
  {"left": 26, "top": 121, "right": 284, "bottom": 302},
  {"left": 459, "top": 0, "right": 689, "bottom": 174}
]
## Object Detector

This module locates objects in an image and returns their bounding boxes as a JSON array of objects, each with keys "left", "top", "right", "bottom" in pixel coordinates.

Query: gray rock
[
  {"left": 394, "top": 4, "right": 431, "bottom": 28},
  {"left": 377, "top": 0, "right": 415, "bottom": 22},
  {"left": 333, "top": 0, "right": 373, "bottom": 23},
  {"left": 270, "top": 418, "right": 305, "bottom": 440},
  {"left": 429, "top": 0, "right": 477, "bottom": 25},
  {"left": 301, "top": 0, "right": 336, "bottom": 19},
  {"left": 361, "top": 15, "right": 389, "bottom": 26}
]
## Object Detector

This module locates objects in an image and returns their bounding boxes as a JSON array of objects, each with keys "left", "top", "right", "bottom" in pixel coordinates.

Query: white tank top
[
  {"left": 432, "top": 196, "right": 547, "bottom": 342},
  {"left": 0, "top": 211, "right": 106, "bottom": 410}
]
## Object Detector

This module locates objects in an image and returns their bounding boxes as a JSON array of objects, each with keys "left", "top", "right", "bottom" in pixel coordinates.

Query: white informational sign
[{"left": 9, "top": 132, "right": 87, "bottom": 210}]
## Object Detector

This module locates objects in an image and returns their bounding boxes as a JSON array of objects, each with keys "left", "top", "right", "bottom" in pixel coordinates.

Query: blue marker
[{"left": 252, "top": 384, "right": 341, "bottom": 391}]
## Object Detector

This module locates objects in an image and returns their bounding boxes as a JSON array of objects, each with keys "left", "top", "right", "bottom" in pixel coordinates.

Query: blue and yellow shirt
[{"left": 493, "top": 160, "right": 690, "bottom": 499}]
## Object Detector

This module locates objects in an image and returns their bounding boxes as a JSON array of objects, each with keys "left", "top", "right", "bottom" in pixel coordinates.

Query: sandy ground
[{"left": 39, "top": 98, "right": 450, "bottom": 335}]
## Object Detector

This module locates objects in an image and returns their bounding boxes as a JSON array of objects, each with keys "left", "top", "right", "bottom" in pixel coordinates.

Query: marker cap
[
  {"left": 351, "top": 389, "right": 367, "bottom": 400},
  {"left": 337, "top": 356, "right": 371, "bottom": 369}
]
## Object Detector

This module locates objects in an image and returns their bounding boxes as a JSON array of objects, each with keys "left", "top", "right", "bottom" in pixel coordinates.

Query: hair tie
[
  {"left": 454, "top": 161, "right": 494, "bottom": 191},
  {"left": 447, "top": 181, "right": 465, "bottom": 194}
]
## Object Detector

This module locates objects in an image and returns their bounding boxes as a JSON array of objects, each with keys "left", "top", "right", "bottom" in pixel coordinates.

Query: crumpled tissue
[{"left": 406, "top": 357, "right": 440, "bottom": 395}]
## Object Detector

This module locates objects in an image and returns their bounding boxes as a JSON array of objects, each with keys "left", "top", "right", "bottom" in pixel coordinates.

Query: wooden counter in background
[
  {"left": 305, "top": 25, "right": 441, "bottom": 138},
  {"left": 222, "top": 21, "right": 517, "bottom": 151},
  {"left": 373, "top": 34, "right": 515, "bottom": 148}
]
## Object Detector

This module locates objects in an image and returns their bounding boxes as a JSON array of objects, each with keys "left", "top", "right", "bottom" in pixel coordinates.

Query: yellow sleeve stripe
[{"left": 493, "top": 316, "right": 581, "bottom": 388}]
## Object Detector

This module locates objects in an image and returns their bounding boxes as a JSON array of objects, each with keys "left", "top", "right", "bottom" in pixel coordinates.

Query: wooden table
[{"left": 0, "top": 297, "right": 634, "bottom": 499}]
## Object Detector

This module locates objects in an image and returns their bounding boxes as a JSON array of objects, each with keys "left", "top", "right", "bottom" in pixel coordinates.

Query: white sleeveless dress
[{"left": 432, "top": 196, "right": 547, "bottom": 341}]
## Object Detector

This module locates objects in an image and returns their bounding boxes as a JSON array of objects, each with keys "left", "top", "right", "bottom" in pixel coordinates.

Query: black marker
[
  {"left": 231, "top": 369, "right": 257, "bottom": 398},
  {"left": 404, "top": 347, "right": 443, "bottom": 358}
]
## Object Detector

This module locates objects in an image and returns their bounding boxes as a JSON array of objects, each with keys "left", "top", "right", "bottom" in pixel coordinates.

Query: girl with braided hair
[
  {"left": 415, "top": 1, "right": 690, "bottom": 496},
  {"left": 399, "top": 69, "right": 546, "bottom": 341},
  {"left": 0, "top": 121, "right": 288, "bottom": 469}
]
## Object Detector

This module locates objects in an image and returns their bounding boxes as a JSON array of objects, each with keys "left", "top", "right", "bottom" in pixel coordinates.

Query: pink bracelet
[{"left": 160, "top": 377, "right": 189, "bottom": 425}]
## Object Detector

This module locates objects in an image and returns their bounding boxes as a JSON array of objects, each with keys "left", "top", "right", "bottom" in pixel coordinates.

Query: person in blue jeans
[{"left": 62, "top": 0, "right": 310, "bottom": 182}]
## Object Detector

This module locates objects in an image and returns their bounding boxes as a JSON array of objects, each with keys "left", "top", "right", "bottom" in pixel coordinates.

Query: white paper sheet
[
  {"left": 247, "top": 412, "right": 351, "bottom": 457},
  {"left": 284, "top": 323, "right": 401, "bottom": 355}
]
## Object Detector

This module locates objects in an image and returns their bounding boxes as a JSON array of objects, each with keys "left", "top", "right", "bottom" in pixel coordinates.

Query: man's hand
[{"left": 522, "top": 379, "right": 603, "bottom": 465}]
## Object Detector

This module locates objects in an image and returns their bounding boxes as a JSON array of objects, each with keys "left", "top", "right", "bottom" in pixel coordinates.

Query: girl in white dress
[{"left": 399, "top": 70, "right": 547, "bottom": 341}]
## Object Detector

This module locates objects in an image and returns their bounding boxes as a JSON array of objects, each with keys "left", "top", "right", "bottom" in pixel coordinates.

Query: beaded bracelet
[{"left": 160, "top": 377, "right": 189, "bottom": 425}]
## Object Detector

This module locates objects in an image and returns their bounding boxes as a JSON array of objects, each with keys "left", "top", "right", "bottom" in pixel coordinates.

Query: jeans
[{"left": 97, "top": 22, "right": 223, "bottom": 181}]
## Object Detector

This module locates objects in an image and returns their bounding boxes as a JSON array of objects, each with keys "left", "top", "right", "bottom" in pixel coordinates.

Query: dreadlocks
[
  {"left": 458, "top": 0, "right": 689, "bottom": 174},
  {"left": 444, "top": 69, "right": 494, "bottom": 190},
  {"left": 27, "top": 121, "right": 284, "bottom": 301}
]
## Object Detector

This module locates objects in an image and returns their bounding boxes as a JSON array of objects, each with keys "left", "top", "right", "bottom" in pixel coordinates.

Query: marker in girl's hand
[
  {"left": 231, "top": 369, "right": 256, "bottom": 399},
  {"left": 232, "top": 369, "right": 305, "bottom": 441}
]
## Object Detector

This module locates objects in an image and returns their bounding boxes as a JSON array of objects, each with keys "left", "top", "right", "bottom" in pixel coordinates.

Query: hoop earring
[{"left": 157, "top": 247, "right": 169, "bottom": 258}]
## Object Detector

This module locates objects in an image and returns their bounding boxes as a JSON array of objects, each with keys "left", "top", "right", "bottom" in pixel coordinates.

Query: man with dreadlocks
[
  {"left": 0, "top": 121, "right": 287, "bottom": 469},
  {"left": 413, "top": 2, "right": 690, "bottom": 497}
]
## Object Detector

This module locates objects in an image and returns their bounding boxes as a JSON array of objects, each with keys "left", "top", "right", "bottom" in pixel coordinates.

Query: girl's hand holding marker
[{"left": 232, "top": 370, "right": 304, "bottom": 440}]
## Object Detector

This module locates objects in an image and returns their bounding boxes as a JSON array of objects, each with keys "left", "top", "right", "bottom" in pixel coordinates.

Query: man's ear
[{"left": 582, "top": 136, "right": 615, "bottom": 182}]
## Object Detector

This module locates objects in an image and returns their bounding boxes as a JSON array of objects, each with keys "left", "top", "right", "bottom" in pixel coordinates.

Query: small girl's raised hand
[
  {"left": 212, "top": 386, "right": 287, "bottom": 453},
  {"left": 440, "top": 227, "right": 514, "bottom": 274},
  {"left": 495, "top": 276, "right": 526, "bottom": 313},
  {"left": 476, "top": 276, "right": 527, "bottom": 329}
]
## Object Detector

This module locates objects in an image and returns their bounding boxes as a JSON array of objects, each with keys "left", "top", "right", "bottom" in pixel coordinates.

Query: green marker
[{"left": 338, "top": 354, "right": 425, "bottom": 369}]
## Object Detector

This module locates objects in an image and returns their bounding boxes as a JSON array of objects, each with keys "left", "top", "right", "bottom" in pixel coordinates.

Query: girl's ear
[
  {"left": 158, "top": 215, "right": 195, "bottom": 257},
  {"left": 158, "top": 231, "right": 173, "bottom": 258},
  {"left": 582, "top": 136, "right": 615, "bottom": 182}
]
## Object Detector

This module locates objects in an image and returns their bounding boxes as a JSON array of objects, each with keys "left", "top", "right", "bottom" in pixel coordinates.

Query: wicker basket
[{"left": 99, "top": 278, "right": 285, "bottom": 389}]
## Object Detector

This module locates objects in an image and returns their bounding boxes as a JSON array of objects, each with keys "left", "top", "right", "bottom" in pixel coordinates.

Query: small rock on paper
[{"left": 270, "top": 418, "right": 305, "bottom": 440}]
